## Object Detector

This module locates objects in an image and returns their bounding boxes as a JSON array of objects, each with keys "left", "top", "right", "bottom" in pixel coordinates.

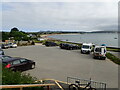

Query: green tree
[
  {"left": 9, "top": 27, "right": 31, "bottom": 41},
  {"left": 2, "top": 32, "right": 9, "bottom": 41}
]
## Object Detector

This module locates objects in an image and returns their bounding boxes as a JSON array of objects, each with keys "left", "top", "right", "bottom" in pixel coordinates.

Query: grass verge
[
  {"left": 106, "top": 52, "right": 120, "bottom": 65},
  {"left": 34, "top": 39, "right": 82, "bottom": 47},
  {"left": 106, "top": 48, "right": 120, "bottom": 52}
]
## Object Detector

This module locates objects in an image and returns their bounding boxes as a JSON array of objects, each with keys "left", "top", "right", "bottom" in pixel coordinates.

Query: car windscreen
[
  {"left": 82, "top": 45, "right": 90, "bottom": 49},
  {"left": 95, "top": 48, "right": 101, "bottom": 52},
  {"left": 20, "top": 58, "right": 28, "bottom": 63},
  {"left": 2, "top": 56, "right": 11, "bottom": 61}
]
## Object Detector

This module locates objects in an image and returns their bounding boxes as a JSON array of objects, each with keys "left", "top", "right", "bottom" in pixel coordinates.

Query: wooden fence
[{"left": 0, "top": 84, "right": 55, "bottom": 90}]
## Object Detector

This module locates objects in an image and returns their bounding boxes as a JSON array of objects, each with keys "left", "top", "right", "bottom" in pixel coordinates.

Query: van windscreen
[
  {"left": 95, "top": 48, "right": 101, "bottom": 52},
  {"left": 82, "top": 45, "right": 89, "bottom": 49}
]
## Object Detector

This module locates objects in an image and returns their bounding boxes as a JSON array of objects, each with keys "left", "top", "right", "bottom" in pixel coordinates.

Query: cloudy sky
[{"left": 1, "top": 0, "right": 118, "bottom": 32}]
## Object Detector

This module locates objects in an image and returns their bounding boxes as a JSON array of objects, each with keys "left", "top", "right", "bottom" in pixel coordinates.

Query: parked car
[
  {"left": 0, "top": 49, "right": 4, "bottom": 55},
  {"left": 81, "top": 43, "right": 93, "bottom": 54},
  {"left": 44, "top": 41, "right": 58, "bottom": 47},
  {"left": 2, "top": 57, "right": 35, "bottom": 71},
  {"left": 59, "top": 43, "right": 69, "bottom": 49},
  {"left": 8, "top": 43, "right": 17, "bottom": 48},
  {"left": 59, "top": 43, "right": 80, "bottom": 50},
  {"left": 1, "top": 44, "right": 9, "bottom": 49},
  {"left": 71, "top": 44, "right": 81, "bottom": 50},
  {"left": 93, "top": 46, "right": 106, "bottom": 60}
]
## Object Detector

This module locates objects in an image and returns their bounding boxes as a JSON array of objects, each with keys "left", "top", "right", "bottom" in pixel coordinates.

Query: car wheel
[
  {"left": 31, "top": 64, "right": 35, "bottom": 69},
  {"left": 93, "top": 56, "right": 96, "bottom": 59},
  {"left": 102, "top": 57, "right": 106, "bottom": 60},
  {"left": 88, "top": 51, "right": 90, "bottom": 54},
  {"left": 81, "top": 51, "right": 83, "bottom": 54}
]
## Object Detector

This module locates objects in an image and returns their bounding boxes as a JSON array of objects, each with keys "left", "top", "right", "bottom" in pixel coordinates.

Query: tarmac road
[{"left": 4, "top": 45, "right": 118, "bottom": 88}]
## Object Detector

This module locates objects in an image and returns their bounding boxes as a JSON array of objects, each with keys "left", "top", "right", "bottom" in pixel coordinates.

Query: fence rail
[{"left": 0, "top": 84, "right": 55, "bottom": 90}]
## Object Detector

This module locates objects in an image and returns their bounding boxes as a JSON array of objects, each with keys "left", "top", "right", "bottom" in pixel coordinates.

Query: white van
[
  {"left": 81, "top": 43, "right": 93, "bottom": 54},
  {"left": 93, "top": 46, "right": 106, "bottom": 60}
]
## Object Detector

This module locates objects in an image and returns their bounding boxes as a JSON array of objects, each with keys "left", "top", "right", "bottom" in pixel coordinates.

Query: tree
[
  {"left": 2, "top": 32, "right": 9, "bottom": 41},
  {"left": 9, "top": 27, "right": 30, "bottom": 41},
  {"left": 11, "top": 27, "right": 19, "bottom": 32},
  {"left": 9, "top": 27, "right": 19, "bottom": 37}
]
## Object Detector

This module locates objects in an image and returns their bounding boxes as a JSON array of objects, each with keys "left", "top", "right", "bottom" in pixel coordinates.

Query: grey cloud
[{"left": 2, "top": 2, "right": 118, "bottom": 32}]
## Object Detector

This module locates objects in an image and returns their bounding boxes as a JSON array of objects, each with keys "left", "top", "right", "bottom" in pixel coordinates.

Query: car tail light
[{"left": 5, "top": 64, "right": 11, "bottom": 68}]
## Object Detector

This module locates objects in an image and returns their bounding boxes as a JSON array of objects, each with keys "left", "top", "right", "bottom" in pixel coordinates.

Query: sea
[{"left": 48, "top": 33, "right": 119, "bottom": 48}]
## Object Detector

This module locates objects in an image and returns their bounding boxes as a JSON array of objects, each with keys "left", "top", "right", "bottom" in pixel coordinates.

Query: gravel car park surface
[{"left": 4, "top": 45, "right": 118, "bottom": 88}]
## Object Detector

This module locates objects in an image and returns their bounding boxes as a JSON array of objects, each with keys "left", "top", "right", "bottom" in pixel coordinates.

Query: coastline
[
  {"left": 40, "top": 33, "right": 120, "bottom": 50},
  {"left": 40, "top": 33, "right": 80, "bottom": 40}
]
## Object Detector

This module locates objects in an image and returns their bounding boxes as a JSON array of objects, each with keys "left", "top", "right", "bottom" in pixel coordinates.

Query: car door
[
  {"left": 20, "top": 58, "right": 31, "bottom": 70},
  {"left": 11, "top": 60, "right": 22, "bottom": 71}
]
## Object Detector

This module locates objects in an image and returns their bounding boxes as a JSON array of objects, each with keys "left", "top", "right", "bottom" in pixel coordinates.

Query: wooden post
[
  {"left": 20, "top": 87, "right": 22, "bottom": 90},
  {"left": 47, "top": 86, "right": 50, "bottom": 90}
]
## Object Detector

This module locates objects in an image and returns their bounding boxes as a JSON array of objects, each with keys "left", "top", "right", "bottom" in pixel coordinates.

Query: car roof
[
  {"left": 95, "top": 46, "right": 106, "bottom": 48},
  {"left": 2, "top": 57, "right": 23, "bottom": 63},
  {"left": 82, "top": 43, "right": 93, "bottom": 46}
]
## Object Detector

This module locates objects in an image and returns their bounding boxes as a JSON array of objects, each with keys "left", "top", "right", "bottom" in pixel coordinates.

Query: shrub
[
  {"left": 2, "top": 68, "right": 36, "bottom": 85},
  {"left": 31, "top": 41, "right": 35, "bottom": 45},
  {"left": 2, "top": 67, "right": 43, "bottom": 90}
]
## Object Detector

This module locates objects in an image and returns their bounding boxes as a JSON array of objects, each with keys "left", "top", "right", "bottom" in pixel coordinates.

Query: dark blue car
[
  {"left": 59, "top": 43, "right": 80, "bottom": 50},
  {"left": 44, "top": 41, "right": 58, "bottom": 47}
]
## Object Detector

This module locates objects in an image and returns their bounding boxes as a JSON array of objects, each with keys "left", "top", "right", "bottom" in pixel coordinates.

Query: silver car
[{"left": 0, "top": 49, "right": 4, "bottom": 55}]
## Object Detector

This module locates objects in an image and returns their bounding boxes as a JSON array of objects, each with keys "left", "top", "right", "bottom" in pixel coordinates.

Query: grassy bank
[
  {"left": 34, "top": 39, "right": 82, "bottom": 47},
  {"left": 106, "top": 48, "right": 120, "bottom": 52},
  {"left": 106, "top": 53, "right": 120, "bottom": 65}
]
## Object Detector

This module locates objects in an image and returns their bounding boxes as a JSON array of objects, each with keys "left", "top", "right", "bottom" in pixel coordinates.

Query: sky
[{"left": 1, "top": 0, "right": 119, "bottom": 32}]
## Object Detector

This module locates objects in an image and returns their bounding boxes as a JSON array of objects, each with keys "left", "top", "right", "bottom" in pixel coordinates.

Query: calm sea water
[{"left": 48, "top": 33, "right": 119, "bottom": 47}]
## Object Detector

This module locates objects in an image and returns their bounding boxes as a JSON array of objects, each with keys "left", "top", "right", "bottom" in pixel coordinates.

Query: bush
[
  {"left": 106, "top": 53, "right": 120, "bottom": 65},
  {"left": 2, "top": 68, "right": 36, "bottom": 85},
  {"left": 31, "top": 41, "right": 35, "bottom": 45},
  {"left": 2, "top": 67, "right": 43, "bottom": 90}
]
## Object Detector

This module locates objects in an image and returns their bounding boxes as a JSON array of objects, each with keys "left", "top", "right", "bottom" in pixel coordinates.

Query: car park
[
  {"left": 59, "top": 43, "right": 80, "bottom": 50},
  {"left": 2, "top": 57, "right": 35, "bottom": 71},
  {"left": 81, "top": 43, "right": 93, "bottom": 54},
  {"left": 0, "top": 49, "right": 4, "bottom": 55},
  {"left": 93, "top": 46, "right": 106, "bottom": 60},
  {"left": 44, "top": 41, "right": 58, "bottom": 47}
]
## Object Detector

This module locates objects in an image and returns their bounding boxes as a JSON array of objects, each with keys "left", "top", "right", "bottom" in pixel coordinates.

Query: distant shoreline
[
  {"left": 41, "top": 33, "right": 120, "bottom": 49},
  {"left": 40, "top": 33, "right": 80, "bottom": 40}
]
